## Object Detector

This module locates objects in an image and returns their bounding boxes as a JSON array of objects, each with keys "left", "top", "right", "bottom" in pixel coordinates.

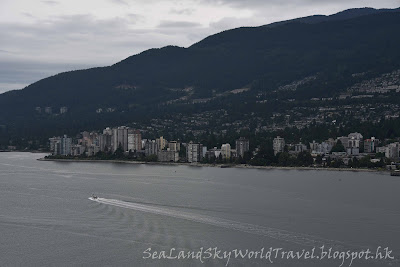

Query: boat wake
[
  {"left": 88, "top": 197, "right": 398, "bottom": 265},
  {"left": 89, "top": 198, "right": 342, "bottom": 248}
]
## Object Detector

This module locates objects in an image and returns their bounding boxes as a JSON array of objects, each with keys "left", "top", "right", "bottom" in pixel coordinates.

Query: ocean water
[{"left": 0, "top": 152, "right": 399, "bottom": 266}]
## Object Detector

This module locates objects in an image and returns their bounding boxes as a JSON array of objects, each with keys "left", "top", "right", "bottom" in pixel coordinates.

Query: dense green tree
[{"left": 331, "top": 140, "right": 346, "bottom": 153}]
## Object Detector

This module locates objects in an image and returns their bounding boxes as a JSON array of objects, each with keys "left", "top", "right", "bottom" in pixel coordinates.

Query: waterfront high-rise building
[
  {"left": 347, "top": 132, "right": 363, "bottom": 155},
  {"left": 99, "top": 133, "right": 112, "bottom": 152},
  {"left": 273, "top": 136, "right": 285, "bottom": 155},
  {"left": 49, "top": 137, "right": 61, "bottom": 152},
  {"left": 145, "top": 140, "right": 159, "bottom": 156},
  {"left": 364, "top": 137, "right": 379, "bottom": 153},
  {"left": 103, "top": 127, "right": 112, "bottom": 135},
  {"left": 51, "top": 135, "right": 72, "bottom": 156},
  {"left": 221, "top": 143, "right": 231, "bottom": 159},
  {"left": 385, "top": 142, "right": 400, "bottom": 159},
  {"left": 348, "top": 132, "right": 363, "bottom": 148},
  {"left": 235, "top": 137, "right": 249, "bottom": 158},
  {"left": 187, "top": 142, "right": 203, "bottom": 163},
  {"left": 128, "top": 129, "right": 142, "bottom": 152},
  {"left": 112, "top": 126, "right": 129, "bottom": 152},
  {"left": 156, "top": 136, "right": 167, "bottom": 150}
]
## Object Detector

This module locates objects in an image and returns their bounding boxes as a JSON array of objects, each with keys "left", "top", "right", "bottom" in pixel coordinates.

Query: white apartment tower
[
  {"left": 187, "top": 142, "right": 203, "bottom": 163},
  {"left": 273, "top": 136, "right": 285, "bottom": 155},
  {"left": 112, "top": 126, "right": 129, "bottom": 152},
  {"left": 221, "top": 143, "right": 231, "bottom": 159},
  {"left": 128, "top": 129, "right": 142, "bottom": 151},
  {"left": 236, "top": 137, "right": 250, "bottom": 158}
]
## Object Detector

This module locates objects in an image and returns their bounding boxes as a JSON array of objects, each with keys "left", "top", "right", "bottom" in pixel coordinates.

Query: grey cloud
[
  {"left": 0, "top": 83, "right": 29, "bottom": 94},
  {"left": 197, "top": 0, "right": 291, "bottom": 8},
  {"left": 169, "top": 8, "right": 195, "bottom": 15},
  {"left": 7, "top": 14, "right": 133, "bottom": 38},
  {"left": 205, "top": 0, "right": 400, "bottom": 32},
  {"left": 0, "top": 15, "right": 138, "bottom": 66},
  {"left": 0, "top": 13, "right": 212, "bottom": 92},
  {"left": 0, "top": 14, "right": 202, "bottom": 63},
  {"left": 109, "top": 0, "right": 129, "bottom": 6},
  {"left": 21, "top": 12, "right": 35, "bottom": 18},
  {"left": 0, "top": 50, "right": 13, "bottom": 54},
  {"left": 126, "top": 13, "right": 145, "bottom": 23},
  {"left": 198, "top": 0, "right": 400, "bottom": 12},
  {"left": 158, "top": 20, "right": 202, "bottom": 28},
  {"left": 0, "top": 60, "right": 94, "bottom": 94},
  {"left": 209, "top": 17, "right": 258, "bottom": 31},
  {"left": 199, "top": 0, "right": 369, "bottom": 7},
  {"left": 41, "top": 1, "right": 59, "bottom": 5}
]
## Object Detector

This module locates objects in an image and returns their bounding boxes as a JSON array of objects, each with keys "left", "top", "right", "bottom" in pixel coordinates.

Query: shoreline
[
  {"left": 37, "top": 157, "right": 388, "bottom": 173},
  {"left": 0, "top": 150, "right": 48, "bottom": 153}
]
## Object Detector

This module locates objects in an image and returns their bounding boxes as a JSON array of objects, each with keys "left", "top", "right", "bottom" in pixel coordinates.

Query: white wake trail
[
  {"left": 89, "top": 197, "right": 399, "bottom": 265},
  {"left": 89, "top": 197, "right": 346, "bottom": 249}
]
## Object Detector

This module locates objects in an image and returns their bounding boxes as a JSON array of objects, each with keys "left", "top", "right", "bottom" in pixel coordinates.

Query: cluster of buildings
[
  {"left": 49, "top": 135, "right": 72, "bottom": 156},
  {"left": 49, "top": 127, "right": 250, "bottom": 163},
  {"left": 273, "top": 132, "right": 400, "bottom": 162},
  {"left": 48, "top": 125, "right": 400, "bottom": 166},
  {"left": 349, "top": 69, "right": 400, "bottom": 94},
  {"left": 186, "top": 137, "right": 249, "bottom": 163},
  {"left": 35, "top": 106, "right": 68, "bottom": 114}
]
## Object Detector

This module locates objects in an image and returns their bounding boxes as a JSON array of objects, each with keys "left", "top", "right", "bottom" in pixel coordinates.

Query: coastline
[
  {"left": 0, "top": 150, "right": 49, "bottom": 153},
  {"left": 37, "top": 157, "right": 387, "bottom": 173}
]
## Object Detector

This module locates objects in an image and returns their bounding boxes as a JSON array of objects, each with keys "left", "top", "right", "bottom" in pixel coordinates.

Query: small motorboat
[{"left": 91, "top": 194, "right": 98, "bottom": 199}]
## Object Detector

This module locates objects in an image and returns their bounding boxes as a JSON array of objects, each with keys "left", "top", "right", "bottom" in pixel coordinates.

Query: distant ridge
[
  {"left": 0, "top": 7, "right": 400, "bottom": 145},
  {"left": 264, "top": 7, "right": 400, "bottom": 28}
]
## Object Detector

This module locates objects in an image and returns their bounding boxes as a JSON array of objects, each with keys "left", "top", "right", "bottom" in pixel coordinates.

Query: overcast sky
[{"left": 0, "top": 0, "right": 399, "bottom": 94}]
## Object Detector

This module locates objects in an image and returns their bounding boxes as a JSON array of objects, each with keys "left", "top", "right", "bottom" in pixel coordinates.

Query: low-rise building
[
  {"left": 376, "top": 147, "right": 387, "bottom": 154},
  {"left": 295, "top": 143, "right": 307, "bottom": 153},
  {"left": 347, "top": 147, "right": 360, "bottom": 156},
  {"left": 168, "top": 141, "right": 180, "bottom": 151},
  {"left": 158, "top": 150, "right": 179, "bottom": 162},
  {"left": 310, "top": 141, "right": 332, "bottom": 155}
]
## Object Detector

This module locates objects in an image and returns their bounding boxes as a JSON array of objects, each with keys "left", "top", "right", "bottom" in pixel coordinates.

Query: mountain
[{"left": 1, "top": 7, "right": 400, "bottom": 148}]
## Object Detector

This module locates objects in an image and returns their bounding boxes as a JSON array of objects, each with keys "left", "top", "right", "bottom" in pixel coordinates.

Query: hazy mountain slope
[{"left": 0, "top": 8, "right": 399, "bottom": 145}]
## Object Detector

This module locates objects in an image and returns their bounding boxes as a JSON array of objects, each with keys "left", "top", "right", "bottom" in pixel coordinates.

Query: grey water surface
[{"left": 0, "top": 152, "right": 399, "bottom": 266}]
